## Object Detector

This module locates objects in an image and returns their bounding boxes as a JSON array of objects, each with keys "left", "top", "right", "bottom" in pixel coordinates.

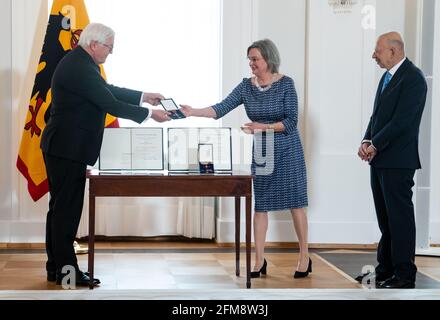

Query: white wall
[
  {"left": 0, "top": 0, "right": 13, "bottom": 239},
  {"left": 306, "top": 0, "right": 380, "bottom": 244},
  {"left": 429, "top": 0, "right": 440, "bottom": 242},
  {"left": 414, "top": 0, "right": 434, "bottom": 248},
  {"left": 1, "top": 0, "right": 437, "bottom": 244},
  {"left": 0, "top": 0, "right": 49, "bottom": 242}
]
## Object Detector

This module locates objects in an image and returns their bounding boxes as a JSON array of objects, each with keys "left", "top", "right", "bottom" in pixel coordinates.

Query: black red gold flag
[{"left": 17, "top": 0, "right": 119, "bottom": 201}]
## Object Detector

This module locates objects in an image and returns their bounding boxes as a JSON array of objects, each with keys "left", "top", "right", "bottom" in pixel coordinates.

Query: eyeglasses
[
  {"left": 99, "top": 42, "right": 114, "bottom": 53},
  {"left": 247, "top": 56, "right": 263, "bottom": 63}
]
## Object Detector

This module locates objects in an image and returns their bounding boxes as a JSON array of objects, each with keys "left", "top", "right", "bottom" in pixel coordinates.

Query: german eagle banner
[{"left": 17, "top": 0, "right": 118, "bottom": 202}]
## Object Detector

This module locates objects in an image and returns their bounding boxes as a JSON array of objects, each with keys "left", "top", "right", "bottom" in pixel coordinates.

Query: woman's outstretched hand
[{"left": 179, "top": 105, "right": 193, "bottom": 117}]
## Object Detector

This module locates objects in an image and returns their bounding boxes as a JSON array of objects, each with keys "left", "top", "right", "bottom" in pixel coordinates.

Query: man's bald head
[
  {"left": 379, "top": 32, "right": 405, "bottom": 54},
  {"left": 373, "top": 32, "right": 406, "bottom": 70}
]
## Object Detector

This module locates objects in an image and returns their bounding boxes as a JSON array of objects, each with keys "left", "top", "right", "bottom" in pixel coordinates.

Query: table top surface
[{"left": 87, "top": 169, "right": 253, "bottom": 179}]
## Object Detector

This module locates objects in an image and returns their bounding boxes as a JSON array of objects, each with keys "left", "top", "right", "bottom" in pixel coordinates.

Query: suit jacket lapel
[
  {"left": 382, "top": 59, "right": 410, "bottom": 95},
  {"left": 372, "top": 73, "right": 386, "bottom": 116},
  {"left": 373, "top": 58, "right": 412, "bottom": 115}
]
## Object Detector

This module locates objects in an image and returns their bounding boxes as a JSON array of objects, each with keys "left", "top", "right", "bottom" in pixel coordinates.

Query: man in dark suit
[
  {"left": 357, "top": 32, "right": 427, "bottom": 289},
  {"left": 40, "top": 23, "right": 170, "bottom": 287}
]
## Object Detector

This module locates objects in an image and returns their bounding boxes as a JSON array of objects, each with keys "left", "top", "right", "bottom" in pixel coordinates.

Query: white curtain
[
  {"left": 77, "top": 181, "right": 215, "bottom": 239},
  {"left": 177, "top": 197, "right": 215, "bottom": 239}
]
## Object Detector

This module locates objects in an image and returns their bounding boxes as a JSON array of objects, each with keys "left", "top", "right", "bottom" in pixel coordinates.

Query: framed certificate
[{"left": 99, "top": 128, "right": 164, "bottom": 171}]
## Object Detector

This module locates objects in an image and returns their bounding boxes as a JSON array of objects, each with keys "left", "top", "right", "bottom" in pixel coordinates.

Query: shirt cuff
[
  {"left": 362, "top": 139, "right": 377, "bottom": 151},
  {"left": 139, "top": 93, "right": 144, "bottom": 106},
  {"left": 142, "top": 109, "right": 152, "bottom": 123}
]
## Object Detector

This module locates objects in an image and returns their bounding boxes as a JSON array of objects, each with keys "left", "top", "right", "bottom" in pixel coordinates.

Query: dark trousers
[
  {"left": 370, "top": 167, "right": 417, "bottom": 282},
  {"left": 43, "top": 153, "right": 86, "bottom": 274}
]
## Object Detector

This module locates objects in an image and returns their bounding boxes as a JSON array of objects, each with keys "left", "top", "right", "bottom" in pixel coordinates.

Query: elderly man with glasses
[{"left": 41, "top": 23, "right": 170, "bottom": 287}]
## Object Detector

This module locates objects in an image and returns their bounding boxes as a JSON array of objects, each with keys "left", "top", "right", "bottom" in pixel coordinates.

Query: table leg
[
  {"left": 246, "top": 195, "right": 251, "bottom": 289},
  {"left": 88, "top": 193, "right": 95, "bottom": 290},
  {"left": 235, "top": 197, "right": 240, "bottom": 276}
]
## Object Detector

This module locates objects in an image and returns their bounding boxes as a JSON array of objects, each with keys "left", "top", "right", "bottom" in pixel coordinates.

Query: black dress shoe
[
  {"left": 56, "top": 270, "right": 101, "bottom": 287},
  {"left": 294, "top": 258, "right": 312, "bottom": 279},
  {"left": 355, "top": 272, "right": 392, "bottom": 284},
  {"left": 47, "top": 270, "right": 56, "bottom": 282},
  {"left": 251, "top": 259, "right": 267, "bottom": 278},
  {"left": 377, "top": 276, "right": 415, "bottom": 289},
  {"left": 48, "top": 269, "right": 84, "bottom": 282}
]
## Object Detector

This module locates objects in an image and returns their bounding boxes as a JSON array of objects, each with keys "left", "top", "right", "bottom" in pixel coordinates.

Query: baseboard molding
[
  {"left": 216, "top": 218, "right": 382, "bottom": 244},
  {"left": 0, "top": 243, "right": 45, "bottom": 249},
  {"left": 216, "top": 242, "right": 378, "bottom": 249},
  {"left": 0, "top": 242, "right": 378, "bottom": 250},
  {"left": 0, "top": 221, "right": 45, "bottom": 243},
  {"left": 216, "top": 218, "right": 440, "bottom": 245},
  {"left": 5, "top": 241, "right": 440, "bottom": 250},
  {"left": 430, "top": 222, "right": 440, "bottom": 243},
  {"left": 1, "top": 220, "right": 439, "bottom": 246}
]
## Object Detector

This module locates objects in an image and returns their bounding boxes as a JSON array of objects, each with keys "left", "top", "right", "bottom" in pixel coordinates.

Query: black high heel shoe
[
  {"left": 251, "top": 259, "right": 267, "bottom": 278},
  {"left": 294, "top": 258, "right": 312, "bottom": 279}
]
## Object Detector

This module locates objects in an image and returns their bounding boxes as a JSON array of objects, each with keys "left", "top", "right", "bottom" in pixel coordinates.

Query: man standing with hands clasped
[
  {"left": 357, "top": 32, "right": 427, "bottom": 289},
  {"left": 41, "top": 23, "right": 170, "bottom": 287}
]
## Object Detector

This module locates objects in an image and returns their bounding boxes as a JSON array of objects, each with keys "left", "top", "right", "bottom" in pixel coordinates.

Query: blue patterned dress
[{"left": 212, "top": 76, "right": 308, "bottom": 211}]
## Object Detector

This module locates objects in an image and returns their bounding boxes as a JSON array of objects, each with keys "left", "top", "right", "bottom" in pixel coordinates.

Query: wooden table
[{"left": 86, "top": 170, "right": 253, "bottom": 289}]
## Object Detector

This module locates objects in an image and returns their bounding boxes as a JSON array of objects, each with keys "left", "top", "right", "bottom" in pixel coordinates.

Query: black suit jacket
[
  {"left": 41, "top": 46, "right": 149, "bottom": 165},
  {"left": 363, "top": 58, "right": 427, "bottom": 169}
]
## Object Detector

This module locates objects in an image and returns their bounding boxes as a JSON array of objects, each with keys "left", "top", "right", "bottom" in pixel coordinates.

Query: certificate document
[
  {"left": 99, "top": 128, "right": 164, "bottom": 170},
  {"left": 131, "top": 128, "right": 163, "bottom": 170},
  {"left": 100, "top": 128, "right": 132, "bottom": 170}
]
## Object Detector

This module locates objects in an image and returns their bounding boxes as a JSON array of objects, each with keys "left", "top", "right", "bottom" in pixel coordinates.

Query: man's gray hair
[
  {"left": 78, "top": 23, "right": 115, "bottom": 47},
  {"left": 389, "top": 39, "right": 405, "bottom": 52},
  {"left": 247, "top": 39, "right": 281, "bottom": 73}
]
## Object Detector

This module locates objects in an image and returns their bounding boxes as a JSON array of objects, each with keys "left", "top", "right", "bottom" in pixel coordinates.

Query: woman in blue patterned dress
[{"left": 181, "top": 39, "right": 310, "bottom": 279}]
